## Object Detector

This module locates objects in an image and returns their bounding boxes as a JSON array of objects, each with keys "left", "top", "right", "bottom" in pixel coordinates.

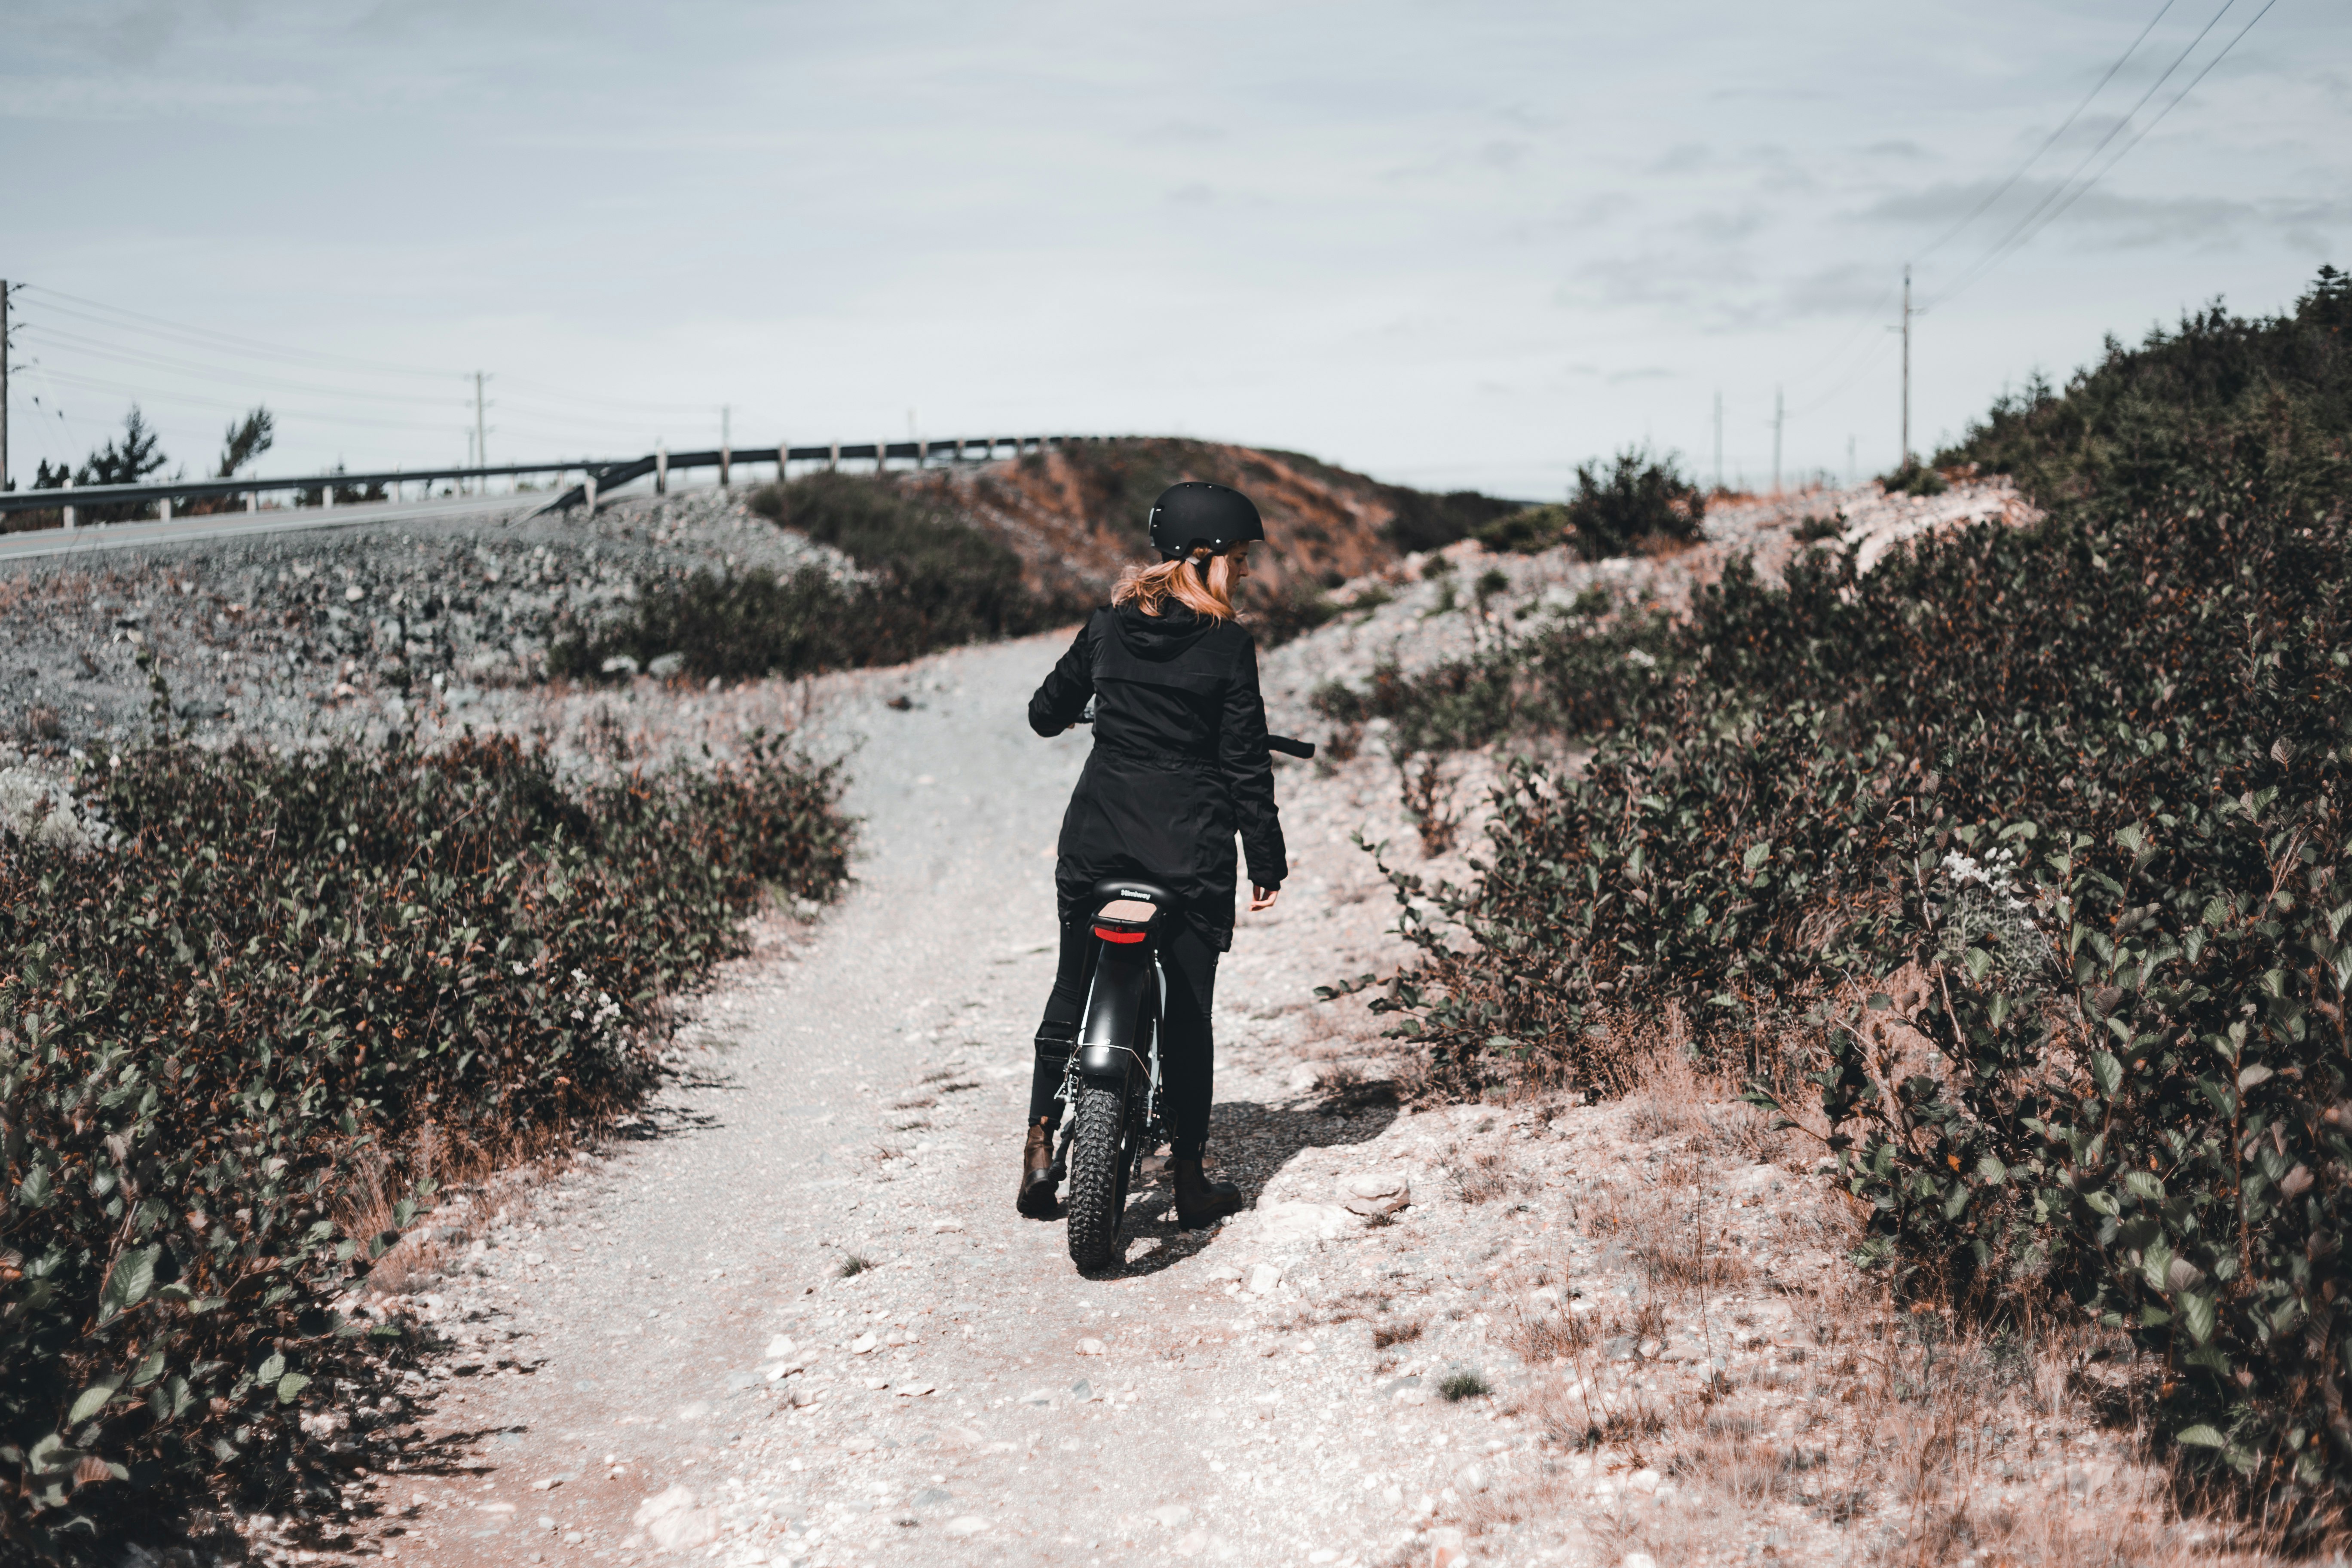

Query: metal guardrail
[{"left": 0, "top": 434, "right": 1081, "bottom": 525}]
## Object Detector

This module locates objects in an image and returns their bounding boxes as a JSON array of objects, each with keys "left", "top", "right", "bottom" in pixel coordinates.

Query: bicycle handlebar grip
[{"left": 1266, "top": 735, "right": 1316, "bottom": 760}]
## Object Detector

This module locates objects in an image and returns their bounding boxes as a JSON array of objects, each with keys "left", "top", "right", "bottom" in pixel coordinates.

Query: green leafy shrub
[
  {"left": 1473, "top": 504, "right": 1569, "bottom": 555},
  {"left": 1880, "top": 460, "right": 1949, "bottom": 496},
  {"left": 1476, "top": 448, "right": 1704, "bottom": 559},
  {"left": 0, "top": 729, "right": 849, "bottom": 1553},
  {"left": 1351, "top": 270, "right": 2352, "bottom": 1514},
  {"left": 1308, "top": 588, "right": 1678, "bottom": 755}
]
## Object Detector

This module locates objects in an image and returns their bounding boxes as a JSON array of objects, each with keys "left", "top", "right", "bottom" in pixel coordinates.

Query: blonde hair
[{"left": 1111, "top": 546, "right": 1241, "bottom": 622}]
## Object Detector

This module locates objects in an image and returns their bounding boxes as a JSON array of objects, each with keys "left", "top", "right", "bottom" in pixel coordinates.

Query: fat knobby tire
[{"left": 1065, "top": 1081, "right": 1127, "bottom": 1271}]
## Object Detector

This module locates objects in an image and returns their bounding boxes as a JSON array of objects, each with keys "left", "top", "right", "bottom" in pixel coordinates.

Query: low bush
[
  {"left": 1477, "top": 447, "right": 1705, "bottom": 560},
  {"left": 1308, "top": 587, "right": 1678, "bottom": 756},
  {"left": 1348, "top": 270, "right": 2352, "bottom": 1519},
  {"left": 1878, "top": 460, "right": 1949, "bottom": 496},
  {"left": 0, "top": 723, "right": 849, "bottom": 1555},
  {"left": 552, "top": 471, "right": 1077, "bottom": 681}
]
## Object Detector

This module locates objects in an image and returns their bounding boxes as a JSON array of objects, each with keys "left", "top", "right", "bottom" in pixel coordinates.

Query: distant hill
[{"left": 897, "top": 436, "right": 1523, "bottom": 608}]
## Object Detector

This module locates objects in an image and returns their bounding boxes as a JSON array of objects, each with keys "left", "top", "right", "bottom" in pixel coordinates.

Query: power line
[
  {"left": 16, "top": 284, "right": 458, "bottom": 380},
  {"left": 1929, "top": 0, "right": 2250, "bottom": 306},
  {"left": 1917, "top": 0, "right": 2181, "bottom": 260},
  {"left": 1937, "top": 0, "right": 2281, "bottom": 306},
  {"left": 27, "top": 368, "right": 472, "bottom": 434},
  {"left": 18, "top": 324, "right": 467, "bottom": 408}
]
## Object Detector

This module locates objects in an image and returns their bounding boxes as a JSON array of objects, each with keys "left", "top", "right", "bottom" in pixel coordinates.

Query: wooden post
[
  {"left": 916, "top": 437, "right": 927, "bottom": 469},
  {"left": 62, "top": 475, "right": 75, "bottom": 530},
  {"left": 655, "top": 441, "right": 668, "bottom": 495},
  {"left": 778, "top": 442, "right": 789, "bottom": 481},
  {"left": 160, "top": 496, "right": 173, "bottom": 521},
  {"left": 247, "top": 490, "right": 258, "bottom": 514},
  {"left": 584, "top": 472, "right": 599, "bottom": 514},
  {"left": 720, "top": 405, "right": 732, "bottom": 488},
  {"left": 828, "top": 441, "right": 839, "bottom": 472},
  {"left": 877, "top": 438, "right": 889, "bottom": 475}
]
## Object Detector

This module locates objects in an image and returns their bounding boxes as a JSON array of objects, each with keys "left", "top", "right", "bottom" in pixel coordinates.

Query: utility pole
[
  {"left": 1712, "top": 389, "right": 1722, "bottom": 493},
  {"left": 720, "top": 405, "right": 732, "bottom": 488},
  {"left": 1900, "top": 265, "right": 1913, "bottom": 470},
  {"left": 0, "top": 280, "right": 10, "bottom": 492},
  {"left": 1772, "top": 385, "right": 1784, "bottom": 496},
  {"left": 473, "top": 371, "right": 488, "bottom": 493}
]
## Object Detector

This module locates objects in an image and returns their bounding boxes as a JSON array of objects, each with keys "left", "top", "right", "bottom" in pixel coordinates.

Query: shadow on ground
[{"left": 1099, "top": 1090, "right": 1404, "bottom": 1278}]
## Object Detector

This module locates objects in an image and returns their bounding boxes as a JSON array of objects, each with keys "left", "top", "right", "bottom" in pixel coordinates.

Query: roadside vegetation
[
  {"left": 0, "top": 705, "right": 850, "bottom": 1557},
  {"left": 547, "top": 470, "right": 1080, "bottom": 681},
  {"left": 1471, "top": 445, "right": 1706, "bottom": 559},
  {"left": 1333, "top": 268, "right": 2352, "bottom": 1527}
]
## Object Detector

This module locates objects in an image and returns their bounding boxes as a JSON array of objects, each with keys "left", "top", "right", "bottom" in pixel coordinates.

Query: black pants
[{"left": 1028, "top": 916, "right": 1219, "bottom": 1161}]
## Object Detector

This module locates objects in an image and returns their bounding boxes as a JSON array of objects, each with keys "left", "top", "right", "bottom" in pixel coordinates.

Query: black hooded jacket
[{"left": 1028, "top": 601, "right": 1287, "bottom": 949}]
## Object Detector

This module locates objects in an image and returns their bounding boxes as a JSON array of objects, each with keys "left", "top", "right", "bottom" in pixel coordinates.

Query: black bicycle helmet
[{"left": 1148, "top": 481, "right": 1265, "bottom": 561}]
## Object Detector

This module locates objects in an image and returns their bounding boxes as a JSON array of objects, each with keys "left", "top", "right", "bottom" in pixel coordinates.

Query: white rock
[
  {"left": 943, "top": 1515, "right": 988, "bottom": 1537},
  {"left": 763, "top": 1335, "right": 796, "bottom": 1360},
  {"left": 1629, "top": 1468, "right": 1661, "bottom": 1495},
  {"left": 1623, "top": 1555, "right": 1660, "bottom": 1568},
  {"left": 631, "top": 1485, "right": 718, "bottom": 1551},
  {"left": 1245, "top": 1262, "right": 1284, "bottom": 1296},
  {"left": 850, "top": 1333, "right": 878, "bottom": 1354},
  {"left": 1204, "top": 1265, "right": 1243, "bottom": 1283},
  {"left": 1148, "top": 1504, "right": 1192, "bottom": 1527},
  {"left": 1077, "top": 1338, "right": 1106, "bottom": 1356},
  {"left": 894, "top": 1382, "right": 934, "bottom": 1397},
  {"left": 1340, "top": 1172, "right": 1410, "bottom": 1216},
  {"left": 931, "top": 1218, "right": 964, "bottom": 1233},
  {"left": 1253, "top": 1201, "right": 1360, "bottom": 1243}
]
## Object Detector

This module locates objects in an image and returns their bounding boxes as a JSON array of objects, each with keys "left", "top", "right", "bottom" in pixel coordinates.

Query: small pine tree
[
  {"left": 79, "top": 405, "right": 170, "bottom": 487},
  {"left": 215, "top": 407, "right": 274, "bottom": 478}
]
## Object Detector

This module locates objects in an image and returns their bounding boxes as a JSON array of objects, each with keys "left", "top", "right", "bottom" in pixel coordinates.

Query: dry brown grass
[
  {"left": 346, "top": 1119, "right": 590, "bottom": 1299},
  {"left": 1447, "top": 1043, "right": 2300, "bottom": 1566},
  {"left": 1446, "top": 1144, "right": 1534, "bottom": 1205}
]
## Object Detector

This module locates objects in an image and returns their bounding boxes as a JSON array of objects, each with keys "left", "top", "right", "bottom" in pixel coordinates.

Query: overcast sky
[{"left": 3, "top": 0, "right": 2344, "bottom": 499}]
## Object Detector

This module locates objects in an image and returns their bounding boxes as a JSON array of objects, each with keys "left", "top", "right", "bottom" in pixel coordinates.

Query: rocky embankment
[{"left": 0, "top": 486, "right": 849, "bottom": 757}]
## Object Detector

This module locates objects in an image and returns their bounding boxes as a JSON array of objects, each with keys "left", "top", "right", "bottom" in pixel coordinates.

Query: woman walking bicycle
[{"left": 1018, "top": 481, "right": 1290, "bottom": 1233}]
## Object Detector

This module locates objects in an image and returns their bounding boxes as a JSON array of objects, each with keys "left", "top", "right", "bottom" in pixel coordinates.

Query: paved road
[{"left": 0, "top": 490, "right": 544, "bottom": 562}]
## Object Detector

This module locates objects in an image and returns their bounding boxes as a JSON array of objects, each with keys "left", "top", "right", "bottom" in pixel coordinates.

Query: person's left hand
[{"left": 1249, "top": 885, "right": 1281, "bottom": 912}]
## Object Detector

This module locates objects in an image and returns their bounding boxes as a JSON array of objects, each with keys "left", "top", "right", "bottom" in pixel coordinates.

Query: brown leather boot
[
  {"left": 1172, "top": 1155, "right": 1243, "bottom": 1229},
  {"left": 1016, "top": 1119, "right": 1058, "bottom": 1218}
]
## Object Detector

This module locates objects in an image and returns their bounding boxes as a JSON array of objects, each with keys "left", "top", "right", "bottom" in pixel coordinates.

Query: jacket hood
[{"left": 1109, "top": 600, "right": 1220, "bottom": 662}]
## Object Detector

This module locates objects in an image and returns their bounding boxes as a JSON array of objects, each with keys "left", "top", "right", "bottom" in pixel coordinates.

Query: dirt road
[{"left": 349, "top": 632, "right": 1479, "bottom": 1568}]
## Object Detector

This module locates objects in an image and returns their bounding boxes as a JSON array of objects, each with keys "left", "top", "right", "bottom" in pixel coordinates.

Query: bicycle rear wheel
[{"left": 1064, "top": 1079, "right": 1130, "bottom": 1272}]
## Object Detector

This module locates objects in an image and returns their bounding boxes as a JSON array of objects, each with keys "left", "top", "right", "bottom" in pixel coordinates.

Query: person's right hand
[{"left": 1249, "top": 885, "right": 1281, "bottom": 913}]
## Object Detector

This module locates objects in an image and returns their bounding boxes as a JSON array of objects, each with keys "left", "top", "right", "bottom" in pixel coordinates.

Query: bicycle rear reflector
[{"left": 1093, "top": 925, "right": 1148, "bottom": 943}]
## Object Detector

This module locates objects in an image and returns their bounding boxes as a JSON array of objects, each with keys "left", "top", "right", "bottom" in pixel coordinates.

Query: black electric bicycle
[{"left": 1054, "top": 729, "right": 1314, "bottom": 1271}]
